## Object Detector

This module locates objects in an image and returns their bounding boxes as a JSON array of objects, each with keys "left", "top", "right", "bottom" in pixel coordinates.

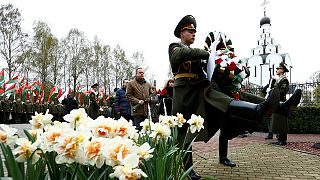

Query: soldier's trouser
[
  {"left": 4, "top": 112, "right": 10, "bottom": 124},
  {"left": 278, "top": 133, "right": 287, "bottom": 142},
  {"left": 15, "top": 113, "right": 22, "bottom": 123},
  {"left": 25, "top": 113, "right": 32, "bottom": 123},
  {"left": 219, "top": 132, "right": 228, "bottom": 159}
]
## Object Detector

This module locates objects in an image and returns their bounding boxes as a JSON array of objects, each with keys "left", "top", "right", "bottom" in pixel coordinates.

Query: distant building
[{"left": 247, "top": 13, "right": 292, "bottom": 87}]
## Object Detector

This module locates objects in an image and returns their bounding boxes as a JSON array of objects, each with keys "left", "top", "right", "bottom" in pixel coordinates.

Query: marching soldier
[{"left": 169, "top": 15, "right": 282, "bottom": 179}]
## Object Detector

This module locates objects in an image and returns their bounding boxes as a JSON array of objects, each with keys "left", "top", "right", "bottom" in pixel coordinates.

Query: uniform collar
[{"left": 179, "top": 42, "right": 190, "bottom": 48}]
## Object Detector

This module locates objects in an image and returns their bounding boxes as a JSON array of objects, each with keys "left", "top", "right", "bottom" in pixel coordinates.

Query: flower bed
[{"left": 0, "top": 109, "right": 204, "bottom": 180}]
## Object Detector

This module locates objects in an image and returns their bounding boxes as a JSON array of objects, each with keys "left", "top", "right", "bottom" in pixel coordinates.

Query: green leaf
[
  {"left": 0, "top": 143, "right": 24, "bottom": 180},
  {"left": 69, "top": 164, "right": 87, "bottom": 180},
  {"left": 0, "top": 152, "right": 4, "bottom": 177},
  {"left": 24, "top": 129, "right": 36, "bottom": 143}
]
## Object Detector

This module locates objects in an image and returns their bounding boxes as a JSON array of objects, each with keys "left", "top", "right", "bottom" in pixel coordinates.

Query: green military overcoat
[
  {"left": 169, "top": 42, "right": 232, "bottom": 143},
  {"left": 271, "top": 77, "right": 289, "bottom": 133}
]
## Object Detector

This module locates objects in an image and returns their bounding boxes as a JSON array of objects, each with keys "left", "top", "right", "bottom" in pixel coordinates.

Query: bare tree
[
  {"left": 64, "top": 28, "right": 88, "bottom": 93},
  {"left": 50, "top": 40, "right": 63, "bottom": 85},
  {"left": 112, "top": 44, "right": 127, "bottom": 88},
  {"left": 82, "top": 46, "right": 93, "bottom": 91},
  {"left": 100, "top": 44, "right": 111, "bottom": 94},
  {"left": 31, "top": 21, "right": 57, "bottom": 87},
  {"left": 0, "top": 4, "right": 27, "bottom": 79}
]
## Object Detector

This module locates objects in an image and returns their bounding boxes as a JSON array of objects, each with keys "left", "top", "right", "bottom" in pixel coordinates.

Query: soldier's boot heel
[
  {"left": 276, "top": 89, "right": 302, "bottom": 116},
  {"left": 228, "top": 87, "right": 280, "bottom": 123}
]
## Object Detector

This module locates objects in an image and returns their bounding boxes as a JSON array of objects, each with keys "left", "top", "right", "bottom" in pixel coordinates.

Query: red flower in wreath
[
  {"left": 215, "top": 58, "right": 223, "bottom": 65},
  {"left": 229, "top": 53, "right": 236, "bottom": 58},
  {"left": 227, "top": 61, "right": 237, "bottom": 71}
]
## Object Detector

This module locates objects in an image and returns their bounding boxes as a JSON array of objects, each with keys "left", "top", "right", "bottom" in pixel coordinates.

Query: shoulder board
[{"left": 169, "top": 43, "right": 181, "bottom": 54}]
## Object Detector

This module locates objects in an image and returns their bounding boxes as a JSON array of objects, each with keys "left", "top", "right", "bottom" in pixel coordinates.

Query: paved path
[
  {"left": 193, "top": 132, "right": 320, "bottom": 180},
  {"left": 6, "top": 124, "right": 320, "bottom": 180}
]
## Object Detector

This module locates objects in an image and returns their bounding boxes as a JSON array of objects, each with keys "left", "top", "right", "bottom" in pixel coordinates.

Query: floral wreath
[{"left": 213, "top": 48, "right": 249, "bottom": 99}]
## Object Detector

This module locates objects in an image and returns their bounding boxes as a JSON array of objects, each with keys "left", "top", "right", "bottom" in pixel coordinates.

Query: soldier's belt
[{"left": 174, "top": 73, "right": 198, "bottom": 79}]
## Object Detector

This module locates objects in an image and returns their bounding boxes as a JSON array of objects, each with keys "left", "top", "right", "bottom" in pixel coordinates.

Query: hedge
[
  {"left": 259, "top": 106, "right": 320, "bottom": 134},
  {"left": 288, "top": 106, "right": 320, "bottom": 133}
]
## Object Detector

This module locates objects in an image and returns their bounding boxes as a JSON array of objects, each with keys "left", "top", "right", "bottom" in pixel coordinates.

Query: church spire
[{"left": 261, "top": 0, "right": 269, "bottom": 17}]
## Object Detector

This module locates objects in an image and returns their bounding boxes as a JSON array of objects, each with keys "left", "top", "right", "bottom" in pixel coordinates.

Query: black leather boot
[
  {"left": 219, "top": 136, "right": 236, "bottom": 167},
  {"left": 265, "top": 132, "right": 273, "bottom": 139},
  {"left": 183, "top": 144, "right": 201, "bottom": 180},
  {"left": 189, "top": 169, "right": 201, "bottom": 180},
  {"left": 220, "top": 157, "right": 236, "bottom": 167},
  {"left": 228, "top": 87, "right": 280, "bottom": 123},
  {"left": 277, "top": 89, "right": 302, "bottom": 116}
]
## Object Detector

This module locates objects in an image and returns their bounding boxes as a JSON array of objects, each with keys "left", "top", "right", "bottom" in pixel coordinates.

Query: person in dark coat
[
  {"left": 12, "top": 98, "right": 24, "bottom": 124},
  {"left": 114, "top": 79, "right": 132, "bottom": 120},
  {"left": 24, "top": 99, "right": 34, "bottom": 123},
  {"left": 169, "top": 15, "right": 283, "bottom": 179},
  {"left": 158, "top": 79, "right": 174, "bottom": 116},
  {"left": 49, "top": 101, "right": 58, "bottom": 120},
  {"left": 61, "top": 94, "right": 78, "bottom": 115},
  {"left": 149, "top": 86, "right": 160, "bottom": 122},
  {"left": 33, "top": 100, "right": 41, "bottom": 114},
  {"left": 88, "top": 83, "right": 99, "bottom": 119},
  {"left": 2, "top": 96, "right": 12, "bottom": 124},
  {"left": 269, "top": 62, "right": 291, "bottom": 145}
]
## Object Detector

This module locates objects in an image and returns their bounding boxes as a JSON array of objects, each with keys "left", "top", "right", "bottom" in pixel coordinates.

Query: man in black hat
[
  {"left": 263, "top": 62, "right": 291, "bottom": 145},
  {"left": 88, "top": 83, "right": 99, "bottom": 119},
  {"left": 169, "top": 15, "right": 282, "bottom": 179}
]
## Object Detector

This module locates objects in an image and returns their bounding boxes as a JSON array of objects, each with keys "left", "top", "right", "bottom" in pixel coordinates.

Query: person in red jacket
[{"left": 158, "top": 79, "right": 174, "bottom": 116}]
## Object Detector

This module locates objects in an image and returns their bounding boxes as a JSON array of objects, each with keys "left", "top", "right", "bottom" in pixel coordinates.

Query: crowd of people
[{"left": 0, "top": 73, "right": 173, "bottom": 126}]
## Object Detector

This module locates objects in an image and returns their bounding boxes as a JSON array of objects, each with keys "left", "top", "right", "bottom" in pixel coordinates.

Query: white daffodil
[
  {"left": 54, "top": 131, "right": 87, "bottom": 164},
  {"left": 149, "top": 123, "right": 171, "bottom": 141},
  {"left": 35, "top": 124, "right": 69, "bottom": 153},
  {"left": 0, "top": 124, "right": 18, "bottom": 146},
  {"left": 114, "top": 118, "right": 138, "bottom": 139},
  {"left": 90, "top": 116, "right": 115, "bottom": 138},
  {"left": 109, "top": 154, "right": 147, "bottom": 180},
  {"left": 102, "top": 136, "right": 135, "bottom": 167},
  {"left": 63, "top": 108, "right": 91, "bottom": 129},
  {"left": 159, "top": 115, "right": 177, "bottom": 127},
  {"left": 136, "top": 142, "right": 154, "bottom": 161},
  {"left": 84, "top": 137, "right": 105, "bottom": 168},
  {"left": 140, "top": 119, "right": 154, "bottom": 135},
  {"left": 187, "top": 114, "right": 204, "bottom": 134},
  {"left": 29, "top": 110, "right": 53, "bottom": 129},
  {"left": 13, "top": 138, "right": 40, "bottom": 164},
  {"left": 176, "top": 113, "right": 186, "bottom": 127}
]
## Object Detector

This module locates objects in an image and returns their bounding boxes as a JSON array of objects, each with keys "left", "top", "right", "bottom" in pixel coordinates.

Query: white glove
[{"left": 138, "top": 100, "right": 144, "bottom": 105}]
